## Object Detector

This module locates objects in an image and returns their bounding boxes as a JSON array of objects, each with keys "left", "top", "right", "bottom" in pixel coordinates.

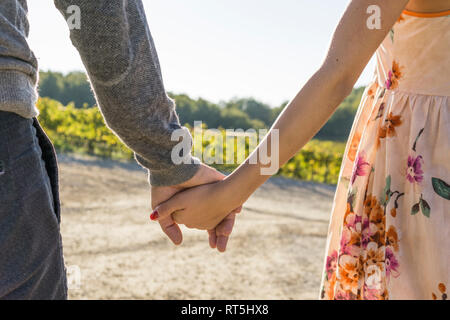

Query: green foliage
[
  {"left": 278, "top": 140, "right": 345, "bottom": 184},
  {"left": 171, "top": 94, "right": 265, "bottom": 130},
  {"left": 431, "top": 177, "right": 450, "bottom": 200},
  {"left": 37, "top": 98, "right": 133, "bottom": 160},
  {"left": 314, "top": 87, "right": 365, "bottom": 141},
  {"left": 38, "top": 71, "right": 364, "bottom": 141},
  {"left": 219, "top": 107, "right": 265, "bottom": 130},
  {"left": 38, "top": 97, "right": 345, "bottom": 184},
  {"left": 36, "top": 70, "right": 365, "bottom": 184},
  {"left": 39, "top": 71, "right": 96, "bottom": 108},
  {"left": 224, "top": 98, "right": 275, "bottom": 127}
]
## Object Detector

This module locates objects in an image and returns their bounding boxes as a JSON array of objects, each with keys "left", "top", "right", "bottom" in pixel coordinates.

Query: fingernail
[{"left": 150, "top": 210, "right": 159, "bottom": 221}]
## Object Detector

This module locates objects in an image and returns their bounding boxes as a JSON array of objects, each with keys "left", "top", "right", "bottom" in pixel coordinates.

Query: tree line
[
  {"left": 38, "top": 71, "right": 364, "bottom": 141},
  {"left": 37, "top": 97, "right": 345, "bottom": 184}
]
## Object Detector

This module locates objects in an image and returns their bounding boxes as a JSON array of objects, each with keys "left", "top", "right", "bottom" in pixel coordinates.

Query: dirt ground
[{"left": 57, "top": 154, "right": 335, "bottom": 300}]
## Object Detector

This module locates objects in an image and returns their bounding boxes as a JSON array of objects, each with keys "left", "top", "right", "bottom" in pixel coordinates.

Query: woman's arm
[
  {"left": 154, "top": 0, "right": 409, "bottom": 231},
  {"left": 226, "top": 0, "right": 410, "bottom": 204}
]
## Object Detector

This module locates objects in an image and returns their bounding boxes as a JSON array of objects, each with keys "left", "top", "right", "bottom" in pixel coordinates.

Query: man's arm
[
  {"left": 53, "top": 0, "right": 198, "bottom": 186},
  {"left": 53, "top": 0, "right": 239, "bottom": 250}
]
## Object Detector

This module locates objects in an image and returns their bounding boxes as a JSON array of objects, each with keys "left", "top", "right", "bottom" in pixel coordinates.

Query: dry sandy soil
[{"left": 57, "top": 154, "right": 335, "bottom": 300}]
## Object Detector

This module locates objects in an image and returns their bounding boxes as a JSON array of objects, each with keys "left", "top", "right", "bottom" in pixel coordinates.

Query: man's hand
[
  {"left": 152, "top": 179, "right": 243, "bottom": 252},
  {"left": 151, "top": 163, "right": 240, "bottom": 252}
]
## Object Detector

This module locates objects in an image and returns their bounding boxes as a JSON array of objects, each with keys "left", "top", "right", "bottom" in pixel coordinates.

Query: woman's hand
[{"left": 152, "top": 179, "right": 242, "bottom": 251}]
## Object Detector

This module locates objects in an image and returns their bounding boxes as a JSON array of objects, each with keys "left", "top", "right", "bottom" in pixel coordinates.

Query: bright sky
[{"left": 28, "top": 0, "right": 375, "bottom": 107}]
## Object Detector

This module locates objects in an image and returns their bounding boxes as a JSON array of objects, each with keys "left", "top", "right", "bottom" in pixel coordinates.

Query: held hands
[{"left": 150, "top": 163, "right": 241, "bottom": 252}]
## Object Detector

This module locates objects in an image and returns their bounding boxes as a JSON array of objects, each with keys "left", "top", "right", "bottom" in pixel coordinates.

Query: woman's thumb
[{"left": 151, "top": 195, "right": 182, "bottom": 221}]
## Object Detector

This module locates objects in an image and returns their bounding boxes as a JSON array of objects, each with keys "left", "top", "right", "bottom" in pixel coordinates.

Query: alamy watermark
[
  {"left": 66, "top": 265, "right": 82, "bottom": 290},
  {"left": 366, "top": 5, "right": 381, "bottom": 30},
  {"left": 171, "top": 121, "right": 279, "bottom": 176},
  {"left": 66, "top": 5, "right": 81, "bottom": 30}
]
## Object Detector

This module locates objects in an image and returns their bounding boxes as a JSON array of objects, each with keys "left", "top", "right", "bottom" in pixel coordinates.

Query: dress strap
[{"left": 402, "top": 9, "right": 450, "bottom": 18}]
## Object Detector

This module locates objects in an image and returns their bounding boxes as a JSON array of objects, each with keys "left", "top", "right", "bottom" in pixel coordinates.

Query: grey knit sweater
[{"left": 0, "top": 0, "right": 199, "bottom": 186}]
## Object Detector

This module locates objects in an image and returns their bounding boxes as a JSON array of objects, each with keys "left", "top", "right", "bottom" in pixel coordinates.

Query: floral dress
[{"left": 320, "top": 10, "right": 450, "bottom": 300}]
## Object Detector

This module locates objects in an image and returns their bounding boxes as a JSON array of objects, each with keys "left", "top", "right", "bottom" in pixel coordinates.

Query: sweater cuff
[{"left": 137, "top": 155, "right": 201, "bottom": 187}]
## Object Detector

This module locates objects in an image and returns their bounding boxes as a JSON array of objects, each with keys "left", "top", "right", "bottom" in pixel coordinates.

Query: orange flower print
[
  {"left": 390, "top": 207, "right": 397, "bottom": 217},
  {"left": 368, "top": 199, "right": 384, "bottom": 225},
  {"left": 439, "top": 283, "right": 446, "bottom": 294},
  {"left": 367, "top": 82, "right": 379, "bottom": 98},
  {"left": 362, "top": 242, "right": 386, "bottom": 297},
  {"left": 385, "top": 112, "right": 402, "bottom": 137},
  {"left": 343, "top": 202, "right": 353, "bottom": 225},
  {"left": 377, "top": 127, "right": 387, "bottom": 143},
  {"left": 377, "top": 112, "right": 403, "bottom": 147},
  {"left": 364, "top": 195, "right": 377, "bottom": 212},
  {"left": 386, "top": 226, "right": 399, "bottom": 252},
  {"left": 362, "top": 194, "right": 387, "bottom": 249},
  {"left": 432, "top": 283, "right": 447, "bottom": 300},
  {"left": 321, "top": 250, "right": 338, "bottom": 300},
  {"left": 372, "top": 218, "right": 386, "bottom": 246},
  {"left": 385, "top": 60, "right": 403, "bottom": 90},
  {"left": 338, "top": 255, "right": 360, "bottom": 294},
  {"left": 363, "top": 242, "right": 384, "bottom": 267},
  {"left": 323, "top": 274, "right": 336, "bottom": 300},
  {"left": 348, "top": 132, "right": 362, "bottom": 162}
]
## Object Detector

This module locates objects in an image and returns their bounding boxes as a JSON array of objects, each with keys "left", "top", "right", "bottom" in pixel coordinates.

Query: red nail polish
[{"left": 150, "top": 210, "right": 159, "bottom": 221}]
